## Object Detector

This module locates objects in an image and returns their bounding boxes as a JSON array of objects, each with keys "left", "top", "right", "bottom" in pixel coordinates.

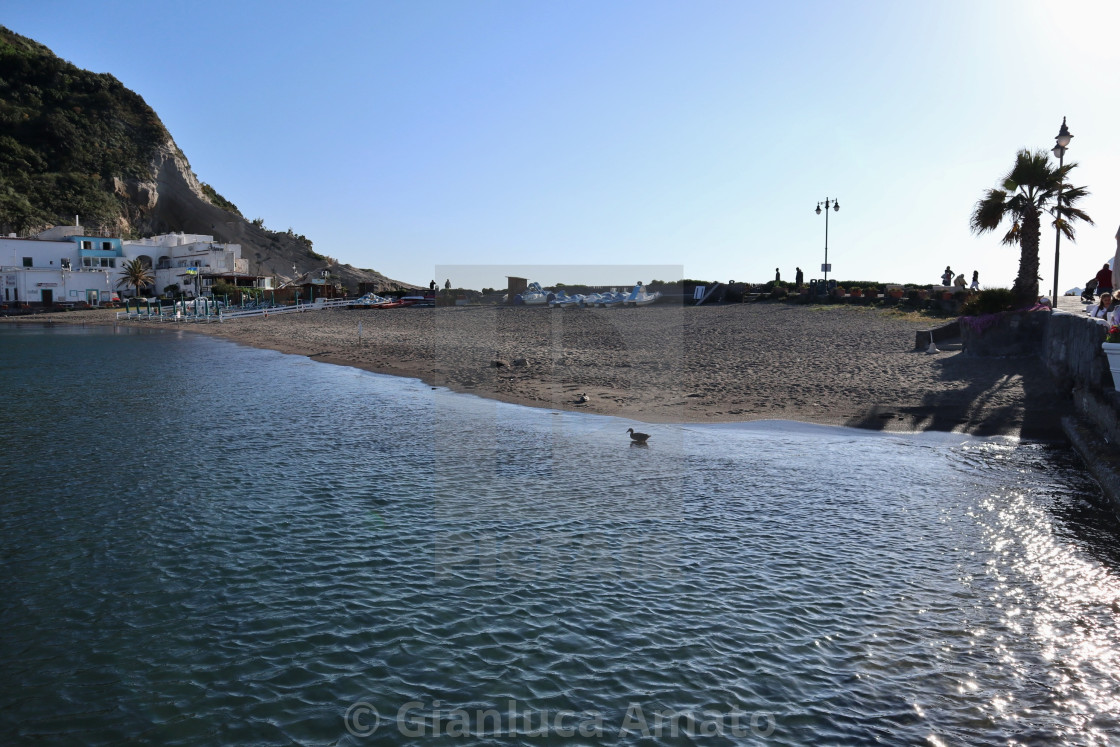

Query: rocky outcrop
[
  {"left": 0, "top": 25, "right": 413, "bottom": 293},
  {"left": 107, "top": 140, "right": 414, "bottom": 292}
]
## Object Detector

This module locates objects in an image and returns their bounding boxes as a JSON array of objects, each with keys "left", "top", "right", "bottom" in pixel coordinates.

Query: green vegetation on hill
[
  {"left": 200, "top": 183, "right": 242, "bottom": 217},
  {"left": 0, "top": 25, "right": 173, "bottom": 232}
]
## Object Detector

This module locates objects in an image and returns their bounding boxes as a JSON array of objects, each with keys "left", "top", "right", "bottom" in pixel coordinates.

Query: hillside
[{"left": 0, "top": 26, "right": 412, "bottom": 291}]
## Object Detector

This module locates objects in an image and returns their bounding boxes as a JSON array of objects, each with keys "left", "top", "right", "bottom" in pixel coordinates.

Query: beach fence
[{"left": 116, "top": 297, "right": 356, "bottom": 323}]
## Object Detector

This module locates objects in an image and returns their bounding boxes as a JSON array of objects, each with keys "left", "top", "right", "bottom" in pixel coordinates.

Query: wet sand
[
  {"left": 181, "top": 303, "right": 1067, "bottom": 438},
  {"left": 7, "top": 303, "right": 1069, "bottom": 437}
]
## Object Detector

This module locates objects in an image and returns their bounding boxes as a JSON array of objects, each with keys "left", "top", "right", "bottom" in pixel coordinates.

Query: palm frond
[{"left": 971, "top": 189, "right": 1009, "bottom": 234}]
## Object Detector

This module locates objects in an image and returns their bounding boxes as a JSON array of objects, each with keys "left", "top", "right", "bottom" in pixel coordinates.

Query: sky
[{"left": 5, "top": 0, "right": 1120, "bottom": 292}]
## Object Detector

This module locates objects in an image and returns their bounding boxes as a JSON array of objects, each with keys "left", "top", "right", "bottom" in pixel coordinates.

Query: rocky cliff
[{"left": 0, "top": 26, "right": 413, "bottom": 292}]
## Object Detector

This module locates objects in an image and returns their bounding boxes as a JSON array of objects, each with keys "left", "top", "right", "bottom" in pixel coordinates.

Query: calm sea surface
[{"left": 2, "top": 325, "right": 1119, "bottom": 745}]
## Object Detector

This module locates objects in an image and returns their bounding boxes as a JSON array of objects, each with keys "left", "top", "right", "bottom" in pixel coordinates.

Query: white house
[
  {"left": 0, "top": 231, "right": 117, "bottom": 307},
  {"left": 122, "top": 233, "right": 271, "bottom": 298},
  {"left": 0, "top": 226, "right": 272, "bottom": 308}
]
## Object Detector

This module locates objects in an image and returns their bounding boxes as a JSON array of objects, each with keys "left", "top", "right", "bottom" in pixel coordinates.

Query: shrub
[
  {"left": 959, "top": 288, "right": 1016, "bottom": 316},
  {"left": 210, "top": 281, "right": 238, "bottom": 298}
]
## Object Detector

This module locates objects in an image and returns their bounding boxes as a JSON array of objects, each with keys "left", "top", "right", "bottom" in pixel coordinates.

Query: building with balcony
[
  {"left": 122, "top": 233, "right": 271, "bottom": 298},
  {"left": 0, "top": 226, "right": 271, "bottom": 308},
  {"left": 0, "top": 232, "right": 118, "bottom": 308}
]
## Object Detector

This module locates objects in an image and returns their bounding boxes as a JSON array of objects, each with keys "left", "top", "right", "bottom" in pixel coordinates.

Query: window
[
  {"left": 81, "top": 241, "right": 92, "bottom": 250},
  {"left": 101, "top": 241, "right": 112, "bottom": 251},
  {"left": 22, "top": 257, "right": 32, "bottom": 267},
  {"left": 61, "top": 258, "right": 71, "bottom": 269}
]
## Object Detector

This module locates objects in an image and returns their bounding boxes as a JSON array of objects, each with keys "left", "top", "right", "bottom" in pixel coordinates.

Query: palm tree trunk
[{"left": 1013, "top": 209, "right": 1041, "bottom": 305}]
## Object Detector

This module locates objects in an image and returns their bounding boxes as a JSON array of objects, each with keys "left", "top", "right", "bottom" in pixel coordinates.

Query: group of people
[
  {"left": 941, "top": 266, "right": 980, "bottom": 291},
  {"left": 1088, "top": 263, "right": 1117, "bottom": 323}
]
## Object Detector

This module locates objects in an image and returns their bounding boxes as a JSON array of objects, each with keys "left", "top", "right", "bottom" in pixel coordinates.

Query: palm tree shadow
[{"left": 844, "top": 343, "right": 1069, "bottom": 440}]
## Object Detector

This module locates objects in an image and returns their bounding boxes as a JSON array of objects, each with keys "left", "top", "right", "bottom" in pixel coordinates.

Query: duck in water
[{"left": 626, "top": 427, "right": 650, "bottom": 444}]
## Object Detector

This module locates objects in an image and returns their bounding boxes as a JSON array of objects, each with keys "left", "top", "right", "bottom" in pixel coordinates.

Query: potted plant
[
  {"left": 865, "top": 286, "right": 879, "bottom": 299},
  {"left": 1103, "top": 325, "right": 1120, "bottom": 390},
  {"left": 888, "top": 287, "right": 904, "bottom": 299},
  {"left": 850, "top": 287, "right": 863, "bottom": 298},
  {"left": 833, "top": 285, "right": 846, "bottom": 298},
  {"left": 917, "top": 289, "right": 930, "bottom": 301}
]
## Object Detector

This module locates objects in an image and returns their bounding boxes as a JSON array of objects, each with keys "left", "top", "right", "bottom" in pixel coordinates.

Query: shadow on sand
[{"left": 843, "top": 336, "right": 1069, "bottom": 440}]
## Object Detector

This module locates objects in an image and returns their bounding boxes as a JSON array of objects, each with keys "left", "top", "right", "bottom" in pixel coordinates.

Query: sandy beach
[{"left": 31, "top": 302, "right": 1065, "bottom": 439}]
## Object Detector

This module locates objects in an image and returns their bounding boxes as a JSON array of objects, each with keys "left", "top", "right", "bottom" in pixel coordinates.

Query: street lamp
[
  {"left": 1051, "top": 117, "right": 1072, "bottom": 304},
  {"left": 815, "top": 197, "right": 840, "bottom": 293}
]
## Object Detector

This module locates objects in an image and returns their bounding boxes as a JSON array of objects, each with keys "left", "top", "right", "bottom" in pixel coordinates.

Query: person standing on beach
[
  {"left": 444, "top": 279, "right": 451, "bottom": 292},
  {"left": 970, "top": 271, "right": 980, "bottom": 291},
  {"left": 942, "top": 266, "right": 953, "bottom": 285},
  {"left": 795, "top": 267, "right": 803, "bottom": 287},
  {"left": 775, "top": 268, "right": 781, "bottom": 283},
  {"left": 430, "top": 279, "right": 436, "bottom": 292}
]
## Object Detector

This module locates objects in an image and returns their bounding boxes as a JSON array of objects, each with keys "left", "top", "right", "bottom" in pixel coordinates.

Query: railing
[
  {"left": 115, "top": 297, "right": 354, "bottom": 322},
  {"left": 219, "top": 303, "right": 307, "bottom": 320}
]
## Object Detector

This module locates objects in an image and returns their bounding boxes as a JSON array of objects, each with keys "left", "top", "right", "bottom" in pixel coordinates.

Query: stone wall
[
  {"left": 1041, "top": 312, "right": 1110, "bottom": 393},
  {"left": 1038, "top": 311, "right": 1120, "bottom": 517},
  {"left": 961, "top": 309, "right": 1050, "bottom": 357}
]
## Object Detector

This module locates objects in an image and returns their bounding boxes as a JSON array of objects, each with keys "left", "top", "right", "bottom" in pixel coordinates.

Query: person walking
[
  {"left": 444, "top": 278, "right": 451, "bottom": 292},
  {"left": 970, "top": 271, "right": 980, "bottom": 291},
  {"left": 795, "top": 267, "right": 804, "bottom": 287},
  {"left": 775, "top": 268, "right": 781, "bottom": 283}
]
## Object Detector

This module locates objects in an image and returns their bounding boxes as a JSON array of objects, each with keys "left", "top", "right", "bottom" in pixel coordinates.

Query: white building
[
  {"left": 0, "top": 227, "right": 271, "bottom": 308},
  {"left": 122, "top": 232, "right": 271, "bottom": 298},
  {"left": 0, "top": 232, "right": 117, "bottom": 307}
]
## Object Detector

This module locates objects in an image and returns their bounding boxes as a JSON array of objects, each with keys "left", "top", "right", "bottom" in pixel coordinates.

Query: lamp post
[
  {"left": 1051, "top": 117, "right": 1072, "bottom": 304},
  {"left": 815, "top": 197, "right": 840, "bottom": 292}
]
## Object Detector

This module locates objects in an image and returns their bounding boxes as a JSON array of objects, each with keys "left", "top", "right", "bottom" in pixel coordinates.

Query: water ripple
[{"left": 2, "top": 328, "right": 1119, "bottom": 745}]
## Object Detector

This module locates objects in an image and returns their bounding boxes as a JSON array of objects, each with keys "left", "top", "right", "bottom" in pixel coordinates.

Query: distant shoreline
[{"left": 12, "top": 303, "right": 1068, "bottom": 439}]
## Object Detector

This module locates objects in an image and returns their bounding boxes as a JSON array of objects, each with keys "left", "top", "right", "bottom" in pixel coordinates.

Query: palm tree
[
  {"left": 117, "top": 258, "right": 154, "bottom": 298},
  {"left": 970, "top": 148, "right": 1092, "bottom": 305}
]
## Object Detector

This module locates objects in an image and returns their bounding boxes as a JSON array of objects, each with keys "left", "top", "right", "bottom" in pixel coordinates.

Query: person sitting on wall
[
  {"left": 953, "top": 273, "right": 967, "bottom": 289},
  {"left": 1090, "top": 292, "right": 1113, "bottom": 320},
  {"left": 1095, "top": 263, "right": 1113, "bottom": 298}
]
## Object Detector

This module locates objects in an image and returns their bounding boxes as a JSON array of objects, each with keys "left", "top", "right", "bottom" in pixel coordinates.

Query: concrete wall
[
  {"left": 1042, "top": 312, "right": 1111, "bottom": 393},
  {"left": 1039, "top": 311, "right": 1120, "bottom": 517}
]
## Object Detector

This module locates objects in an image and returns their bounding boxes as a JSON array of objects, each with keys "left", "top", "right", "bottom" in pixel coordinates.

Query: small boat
[
  {"left": 597, "top": 291, "right": 627, "bottom": 307},
  {"left": 399, "top": 293, "right": 436, "bottom": 307},
  {"left": 350, "top": 292, "right": 391, "bottom": 308},
  {"left": 514, "top": 282, "right": 549, "bottom": 305},
  {"left": 624, "top": 282, "right": 661, "bottom": 307},
  {"left": 549, "top": 290, "right": 583, "bottom": 307}
]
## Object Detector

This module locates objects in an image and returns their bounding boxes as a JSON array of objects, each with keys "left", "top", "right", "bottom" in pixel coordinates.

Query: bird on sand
[
  {"left": 576, "top": 393, "right": 589, "bottom": 404},
  {"left": 626, "top": 427, "right": 650, "bottom": 444}
]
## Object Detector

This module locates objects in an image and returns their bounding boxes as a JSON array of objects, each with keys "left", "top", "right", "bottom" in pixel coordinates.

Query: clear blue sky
[{"left": 6, "top": 0, "right": 1119, "bottom": 291}]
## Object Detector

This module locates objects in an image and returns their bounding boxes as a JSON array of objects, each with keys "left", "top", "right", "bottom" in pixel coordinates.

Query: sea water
[{"left": 1, "top": 326, "right": 1119, "bottom": 745}]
